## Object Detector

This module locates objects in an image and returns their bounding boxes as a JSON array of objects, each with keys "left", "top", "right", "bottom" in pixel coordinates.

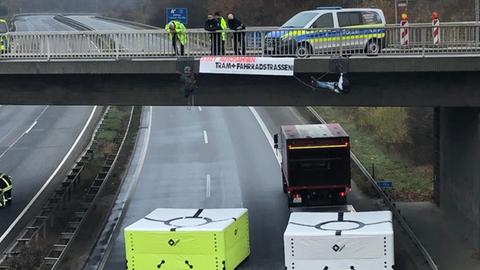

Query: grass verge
[{"left": 312, "top": 107, "right": 433, "bottom": 201}]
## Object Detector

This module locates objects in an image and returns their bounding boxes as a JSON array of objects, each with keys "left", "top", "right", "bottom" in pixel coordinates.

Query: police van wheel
[
  {"left": 366, "top": 39, "right": 381, "bottom": 55},
  {"left": 295, "top": 43, "right": 312, "bottom": 58}
]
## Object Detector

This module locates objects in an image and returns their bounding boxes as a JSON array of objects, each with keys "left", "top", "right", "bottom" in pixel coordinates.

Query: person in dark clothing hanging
[
  {"left": 227, "top": 13, "right": 246, "bottom": 55},
  {"left": 204, "top": 14, "right": 222, "bottom": 55}
]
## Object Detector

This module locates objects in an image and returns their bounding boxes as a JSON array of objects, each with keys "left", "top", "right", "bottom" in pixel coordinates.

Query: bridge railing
[{"left": 3, "top": 23, "right": 480, "bottom": 60}]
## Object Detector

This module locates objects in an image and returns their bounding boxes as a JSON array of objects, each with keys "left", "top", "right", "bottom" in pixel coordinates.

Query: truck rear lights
[
  {"left": 339, "top": 191, "right": 346, "bottom": 197},
  {"left": 293, "top": 193, "right": 302, "bottom": 203}
]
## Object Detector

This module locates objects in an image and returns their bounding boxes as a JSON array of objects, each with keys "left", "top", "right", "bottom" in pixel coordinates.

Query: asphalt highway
[
  {"left": 13, "top": 14, "right": 76, "bottom": 31},
  {"left": 68, "top": 16, "right": 417, "bottom": 270},
  {"left": 66, "top": 15, "right": 140, "bottom": 31},
  {"left": 101, "top": 106, "right": 390, "bottom": 270},
  {"left": 0, "top": 16, "right": 96, "bottom": 247}
]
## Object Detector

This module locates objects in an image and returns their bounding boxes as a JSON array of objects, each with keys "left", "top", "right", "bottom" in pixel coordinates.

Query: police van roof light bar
[{"left": 316, "top": 6, "right": 343, "bottom": 10}]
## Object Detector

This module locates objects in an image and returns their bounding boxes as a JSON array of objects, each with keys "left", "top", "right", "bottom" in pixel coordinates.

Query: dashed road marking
[
  {"left": 0, "top": 106, "right": 98, "bottom": 244},
  {"left": 0, "top": 106, "right": 48, "bottom": 159},
  {"left": 206, "top": 174, "right": 211, "bottom": 198},
  {"left": 203, "top": 130, "right": 209, "bottom": 144}
]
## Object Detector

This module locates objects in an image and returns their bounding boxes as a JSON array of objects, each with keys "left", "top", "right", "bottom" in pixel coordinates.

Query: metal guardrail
[
  {"left": 0, "top": 111, "right": 103, "bottom": 270},
  {"left": 306, "top": 107, "right": 439, "bottom": 270},
  {"left": 1, "top": 23, "right": 480, "bottom": 60},
  {"left": 40, "top": 107, "right": 134, "bottom": 270}
]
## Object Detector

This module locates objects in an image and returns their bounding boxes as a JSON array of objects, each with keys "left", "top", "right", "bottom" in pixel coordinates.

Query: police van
[{"left": 265, "top": 7, "right": 386, "bottom": 57}]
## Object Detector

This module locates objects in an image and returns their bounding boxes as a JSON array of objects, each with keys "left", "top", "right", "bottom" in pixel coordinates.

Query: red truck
[{"left": 274, "top": 124, "right": 351, "bottom": 207}]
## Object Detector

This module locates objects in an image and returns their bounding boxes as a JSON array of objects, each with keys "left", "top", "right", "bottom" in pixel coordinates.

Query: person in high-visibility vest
[
  {"left": 214, "top": 12, "right": 227, "bottom": 55},
  {"left": 165, "top": 20, "right": 187, "bottom": 56},
  {"left": 0, "top": 19, "right": 10, "bottom": 53},
  {"left": 0, "top": 173, "right": 12, "bottom": 208}
]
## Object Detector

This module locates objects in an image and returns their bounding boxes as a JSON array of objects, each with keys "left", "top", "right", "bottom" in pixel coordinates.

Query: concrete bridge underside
[
  {"left": 0, "top": 56, "right": 479, "bottom": 106},
  {"left": 0, "top": 71, "right": 479, "bottom": 106}
]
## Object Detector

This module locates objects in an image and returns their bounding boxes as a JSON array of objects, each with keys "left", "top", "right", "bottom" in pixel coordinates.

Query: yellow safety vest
[
  {"left": 165, "top": 20, "right": 188, "bottom": 45},
  {"left": 219, "top": 17, "right": 227, "bottom": 41}
]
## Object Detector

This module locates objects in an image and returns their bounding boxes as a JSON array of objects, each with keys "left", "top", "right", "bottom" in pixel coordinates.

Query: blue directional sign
[
  {"left": 377, "top": 180, "right": 394, "bottom": 190},
  {"left": 166, "top": 8, "right": 188, "bottom": 25}
]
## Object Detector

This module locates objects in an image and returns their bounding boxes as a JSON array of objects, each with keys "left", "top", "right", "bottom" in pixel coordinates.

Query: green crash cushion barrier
[{"left": 125, "top": 208, "right": 250, "bottom": 270}]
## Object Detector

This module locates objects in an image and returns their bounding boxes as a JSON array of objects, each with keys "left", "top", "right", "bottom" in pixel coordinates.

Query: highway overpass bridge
[
  {"left": 2, "top": 18, "right": 480, "bottom": 253},
  {"left": 0, "top": 23, "right": 479, "bottom": 106}
]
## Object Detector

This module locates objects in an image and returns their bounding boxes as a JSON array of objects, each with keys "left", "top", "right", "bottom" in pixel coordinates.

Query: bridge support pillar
[{"left": 439, "top": 107, "right": 480, "bottom": 249}]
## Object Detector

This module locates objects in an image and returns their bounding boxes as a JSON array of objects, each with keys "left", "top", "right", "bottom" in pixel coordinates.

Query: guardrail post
[
  {"left": 260, "top": 31, "right": 265, "bottom": 57},
  {"left": 46, "top": 36, "right": 51, "bottom": 61},
  {"left": 476, "top": 22, "right": 480, "bottom": 47},
  {"left": 340, "top": 29, "right": 344, "bottom": 56},
  {"left": 115, "top": 34, "right": 119, "bottom": 60}
]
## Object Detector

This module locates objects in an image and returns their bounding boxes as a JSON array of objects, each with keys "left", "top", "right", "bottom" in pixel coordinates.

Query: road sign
[
  {"left": 377, "top": 180, "right": 394, "bottom": 190},
  {"left": 166, "top": 8, "right": 188, "bottom": 25}
]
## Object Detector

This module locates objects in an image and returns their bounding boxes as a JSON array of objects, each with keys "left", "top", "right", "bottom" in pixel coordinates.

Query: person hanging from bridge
[
  {"left": 311, "top": 73, "right": 350, "bottom": 94},
  {"left": 227, "top": 13, "right": 246, "bottom": 55},
  {"left": 0, "top": 173, "right": 12, "bottom": 208},
  {"left": 214, "top": 12, "right": 228, "bottom": 55},
  {"left": 165, "top": 20, "right": 187, "bottom": 56},
  {"left": 205, "top": 13, "right": 222, "bottom": 55},
  {"left": 180, "top": 66, "right": 198, "bottom": 98}
]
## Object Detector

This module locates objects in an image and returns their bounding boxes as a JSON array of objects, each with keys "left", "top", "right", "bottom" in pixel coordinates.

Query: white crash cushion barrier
[
  {"left": 125, "top": 208, "right": 250, "bottom": 270},
  {"left": 284, "top": 211, "right": 394, "bottom": 270}
]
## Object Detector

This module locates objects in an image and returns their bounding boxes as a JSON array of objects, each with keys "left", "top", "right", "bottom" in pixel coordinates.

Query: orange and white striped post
[
  {"left": 432, "top": 11, "right": 441, "bottom": 45},
  {"left": 400, "top": 13, "right": 409, "bottom": 46}
]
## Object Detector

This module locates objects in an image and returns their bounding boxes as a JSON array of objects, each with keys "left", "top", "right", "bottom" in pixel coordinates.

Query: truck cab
[{"left": 274, "top": 124, "right": 351, "bottom": 207}]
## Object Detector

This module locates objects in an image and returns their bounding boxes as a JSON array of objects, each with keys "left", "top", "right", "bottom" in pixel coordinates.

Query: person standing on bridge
[
  {"left": 205, "top": 14, "right": 222, "bottom": 55},
  {"left": 214, "top": 12, "right": 227, "bottom": 55},
  {"left": 227, "top": 13, "right": 246, "bottom": 55},
  {"left": 165, "top": 20, "right": 187, "bottom": 56}
]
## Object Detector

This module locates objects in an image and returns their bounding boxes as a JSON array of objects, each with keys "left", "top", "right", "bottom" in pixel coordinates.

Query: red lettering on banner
[
  {"left": 218, "top": 57, "right": 256, "bottom": 63},
  {"left": 201, "top": 56, "right": 216, "bottom": 62}
]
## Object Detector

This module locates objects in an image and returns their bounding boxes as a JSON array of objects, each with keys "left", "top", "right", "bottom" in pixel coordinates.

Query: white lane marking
[
  {"left": 0, "top": 106, "right": 98, "bottom": 244},
  {"left": 248, "top": 107, "right": 281, "bottom": 165},
  {"left": 127, "top": 106, "right": 153, "bottom": 196},
  {"left": 198, "top": 106, "right": 202, "bottom": 112},
  {"left": 203, "top": 130, "right": 209, "bottom": 144},
  {"left": 25, "top": 121, "right": 37, "bottom": 134},
  {"left": 206, "top": 174, "right": 211, "bottom": 198},
  {"left": 0, "top": 106, "right": 49, "bottom": 160}
]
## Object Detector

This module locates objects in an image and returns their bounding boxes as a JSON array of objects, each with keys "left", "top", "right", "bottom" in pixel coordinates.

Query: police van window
[
  {"left": 337, "top": 12, "right": 363, "bottom": 27},
  {"left": 282, "top": 12, "right": 318, "bottom": 28},
  {"left": 0, "top": 23, "right": 7, "bottom": 34},
  {"left": 362, "top": 11, "right": 382, "bottom": 24},
  {"left": 311, "top": 13, "right": 334, "bottom": 28}
]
